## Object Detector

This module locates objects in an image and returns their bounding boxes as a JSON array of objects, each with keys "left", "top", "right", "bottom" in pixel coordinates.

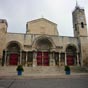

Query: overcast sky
[{"left": 0, "top": 0, "right": 88, "bottom": 36}]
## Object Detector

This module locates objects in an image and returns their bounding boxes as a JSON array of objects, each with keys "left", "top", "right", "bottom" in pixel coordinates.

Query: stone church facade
[{"left": 0, "top": 6, "right": 88, "bottom": 67}]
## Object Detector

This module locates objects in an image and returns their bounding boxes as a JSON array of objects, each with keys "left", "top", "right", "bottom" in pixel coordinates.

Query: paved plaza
[
  {"left": 0, "top": 66, "right": 88, "bottom": 88},
  {"left": 0, "top": 76, "right": 88, "bottom": 88}
]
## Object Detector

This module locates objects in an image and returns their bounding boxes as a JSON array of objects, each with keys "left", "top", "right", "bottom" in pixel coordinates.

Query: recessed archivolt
[
  {"left": 6, "top": 41, "right": 22, "bottom": 51},
  {"left": 32, "top": 36, "right": 56, "bottom": 50},
  {"left": 66, "top": 44, "right": 78, "bottom": 53}
]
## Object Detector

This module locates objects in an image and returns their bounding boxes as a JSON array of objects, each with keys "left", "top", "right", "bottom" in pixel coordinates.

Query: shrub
[
  {"left": 16, "top": 65, "right": 24, "bottom": 72},
  {"left": 64, "top": 65, "right": 70, "bottom": 71}
]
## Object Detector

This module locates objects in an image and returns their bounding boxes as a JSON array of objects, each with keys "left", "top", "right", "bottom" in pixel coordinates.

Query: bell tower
[
  {"left": 72, "top": 2, "right": 88, "bottom": 66},
  {"left": 72, "top": 4, "right": 87, "bottom": 37}
]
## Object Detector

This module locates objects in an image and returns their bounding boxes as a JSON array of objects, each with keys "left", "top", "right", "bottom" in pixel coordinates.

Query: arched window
[{"left": 81, "top": 22, "right": 84, "bottom": 28}]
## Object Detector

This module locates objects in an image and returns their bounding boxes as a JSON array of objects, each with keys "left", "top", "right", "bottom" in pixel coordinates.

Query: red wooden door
[
  {"left": 37, "top": 52, "right": 49, "bottom": 66},
  {"left": 67, "top": 55, "right": 74, "bottom": 65},
  {"left": 43, "top": 52, "right": 49, "bottom": 66},
  {"left": 9, "top": 54, "right": 18, "bottom": 65},
  {"left": 37, "top": 52, "right": 42, "bottom": 66}
]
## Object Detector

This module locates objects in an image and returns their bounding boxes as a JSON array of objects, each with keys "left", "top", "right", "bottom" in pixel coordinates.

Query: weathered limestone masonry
[
  {"left": 72, "top": 6, "right": 88, "bottom": 66},
  {"left": 79, "top": 37, "right": 88, "bottom": 66},
  {"left": 0, "top": 5, "right": 88, "bottom": 67},
  {"left": 0, "top": 19, "right": 7, "bottom": 64}
]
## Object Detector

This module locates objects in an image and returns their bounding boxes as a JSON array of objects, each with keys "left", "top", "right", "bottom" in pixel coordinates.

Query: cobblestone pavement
[{"left": 0, "top": 76, "right": 88, "bottom": 88}]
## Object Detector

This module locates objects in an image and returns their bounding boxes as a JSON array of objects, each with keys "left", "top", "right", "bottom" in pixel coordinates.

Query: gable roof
[{"left": 27, "top": 18, "right": 57, "bottom": 25}]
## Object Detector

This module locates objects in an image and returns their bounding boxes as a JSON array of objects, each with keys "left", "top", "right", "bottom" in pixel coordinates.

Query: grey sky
[{"left": 0, "top": 0, "right": 88, "bottom": 36}]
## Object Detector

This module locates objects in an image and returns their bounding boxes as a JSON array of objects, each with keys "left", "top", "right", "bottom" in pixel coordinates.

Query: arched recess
[
  {"left": 6, "top": 41, "right": 22, "bottom": 65},
  {"left": 36, "top": 38, "right": 53, "bottom": 50},
  {"left": 32, "top": 36, "right": 55, "bottom": 66},
  {"left": 32, "top": 36, "right": 55, "bottom": 50},
  {"left": 66, "top": 44, "right": 77, "bottom": 66}
]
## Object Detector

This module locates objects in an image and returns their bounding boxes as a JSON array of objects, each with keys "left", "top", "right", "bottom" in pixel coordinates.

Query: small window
[
  {"left": 75, "top": 24, "right": 77, "bottom": 31},
  {"left": 81, "top": 22, "right": 84, "bottom": 28}
]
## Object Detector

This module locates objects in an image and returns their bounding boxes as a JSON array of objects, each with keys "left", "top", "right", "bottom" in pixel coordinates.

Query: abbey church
[{"left": 0, "top": 5, "right": 88, "bottom": 67}]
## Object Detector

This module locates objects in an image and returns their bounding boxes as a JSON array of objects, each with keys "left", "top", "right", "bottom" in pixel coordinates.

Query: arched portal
[
  {"left": 35, "top": 37, "right": 53, "bottom": 66},
  {"left": 66, "top": 44, "right": 77, "bottom": 66},
  {"left": 36, "top": 38, "right": 53, "bottom": 50},
  {"left": 6, "top": 41, "right": 21, "bottom": 65}
]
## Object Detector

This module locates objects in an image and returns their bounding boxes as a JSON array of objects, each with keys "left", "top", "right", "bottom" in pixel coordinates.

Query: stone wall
[
  {"left": 26, "top": 18, "right": 58, "bottom": 36},
  {"left": 0, "top": 20, "right": 7, "bottom": 64},
  {"left": 80, "top": 37, "right": 88, "bottom": 66}
]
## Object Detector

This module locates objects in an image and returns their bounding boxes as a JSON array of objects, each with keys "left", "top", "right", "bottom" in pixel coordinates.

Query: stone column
[
  {"left": 33, "top": 52, "right": 37, "bottom": 67},
  {"left": 52, "top": 52, "right": 55, "bottom": 66},
  {"left": 5, "top": 50, "right": 7, "bottom": 66},
  {"left": 77, "top": 53, "right": 79, "bottom": 66},
  {"left": 25, "top": 52, "right": 28, "bottom": 66},
  {"left": 7, "top": 55, "right": 9, "bottom": 66},
  {"left": 49, "top": 52, "right": 53, "bottom": 66},
  {"left": 20, "top": 50, "right": 22, "bottom": 64},
  {"left": 65, "top": 52, "right": 67, "bottom": 65},
  {"left": 59, "top": 53, "right": 61, "bottom": 66},
  {"left": 50, "top": 52, "right": 55, "bottom": 66}
]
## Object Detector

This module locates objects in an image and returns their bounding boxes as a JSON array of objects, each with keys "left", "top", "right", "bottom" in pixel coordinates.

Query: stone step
[
  {"left": 24, "top": 66, "right": 64, "bottom": 74},
  {"left": 0, "top": 66, "right": 64, "bottom": 75},
  {"left": 0, "top": 66, "right": 88, "bottom": 76},
  {"left": 0, "top": 66, "right": 87, "bottom": 76},
  {"left": 70, "top": 66, "right": 88, "bottom": 72}
]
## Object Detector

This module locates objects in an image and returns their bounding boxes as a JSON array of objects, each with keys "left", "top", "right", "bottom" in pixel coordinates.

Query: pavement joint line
[
  {"left": 7, "top": 79, "right": 15, "bottom": 88},
  {"left": 0, "top": 74, "right": 88, "bottom": 80}
]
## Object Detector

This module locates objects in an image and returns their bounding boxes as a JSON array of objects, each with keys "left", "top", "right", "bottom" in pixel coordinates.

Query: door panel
[
  {"left": 37, "top": 52, "right": 42, "bottom": 66},
  {"left": 67, "top": 55, "right": 74, "bottom": 65},
  {"left": 37, "top": 52, "right": 49, "bottom": 66},
  {"left": 43, "top": 52, "right": 49, "bottom": 66},
  {"left": 9, "top": 54, "right": 18, "bottom": 65}
]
